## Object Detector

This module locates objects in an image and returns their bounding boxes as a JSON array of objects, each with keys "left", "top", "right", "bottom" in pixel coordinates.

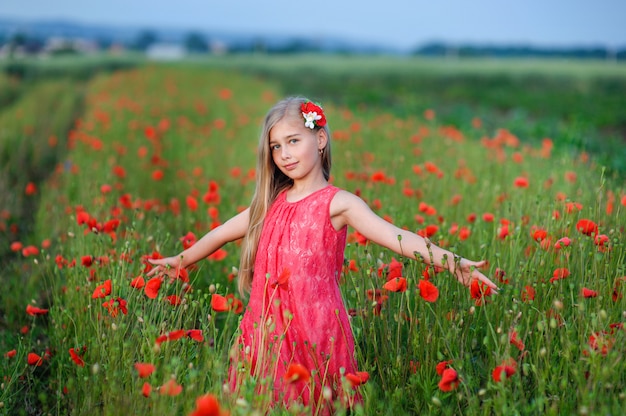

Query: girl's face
[{"left": 268, "top": 114, "right": 327, "bottom": 182}]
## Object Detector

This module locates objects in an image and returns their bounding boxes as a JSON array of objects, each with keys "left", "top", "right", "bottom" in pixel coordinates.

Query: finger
[
  {"left": 480, "top": 276, "right": 499, "bottom": 292},
  {"left": 146, "top": 266, "right": 161, "bottom": 277},
  {"left": 475, "top": 260, "right": 488, "bottom": 269},
  {"left": 471, "top": 269, "right": 498, "bottom": 290}
]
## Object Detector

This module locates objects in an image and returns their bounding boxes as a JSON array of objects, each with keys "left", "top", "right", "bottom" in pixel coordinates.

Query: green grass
[
  {"left": 174, "top": 54, "right": 626, "bottom": 177},
  {"left": 0, "top": 58, "right": 625, "bottom": 415}
]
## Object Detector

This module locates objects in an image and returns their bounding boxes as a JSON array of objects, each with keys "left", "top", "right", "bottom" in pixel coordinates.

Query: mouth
[{"left": 283, "top": 162, "right": 298, "bottom": 171}]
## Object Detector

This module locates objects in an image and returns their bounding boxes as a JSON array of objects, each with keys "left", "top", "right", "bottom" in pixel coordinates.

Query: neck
[{"left": 287, "top": 175, "right": 329, "bottom": 199}]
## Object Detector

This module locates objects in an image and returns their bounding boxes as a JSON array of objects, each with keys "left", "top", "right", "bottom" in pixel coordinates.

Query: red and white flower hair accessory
[{"left": 301, "top": 101, "right": 327, "bottom": 129}]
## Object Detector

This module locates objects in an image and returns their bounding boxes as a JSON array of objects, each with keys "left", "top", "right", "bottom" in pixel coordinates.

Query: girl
[{"left": 148, "top": 96, "right": 498, "bottom": 414}]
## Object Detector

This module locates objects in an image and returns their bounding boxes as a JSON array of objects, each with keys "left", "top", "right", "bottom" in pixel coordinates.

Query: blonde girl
[{"left": 148, "top": 96, "right": 498, "bottom": 414}]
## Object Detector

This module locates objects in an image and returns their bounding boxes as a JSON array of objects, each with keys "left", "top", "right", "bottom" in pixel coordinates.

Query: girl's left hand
[
  {"left": 146, "top": 256, "right": 183, "bottom": 280},
  {"left": 452, "top": 258, "right": 498, "bottom": 292}
]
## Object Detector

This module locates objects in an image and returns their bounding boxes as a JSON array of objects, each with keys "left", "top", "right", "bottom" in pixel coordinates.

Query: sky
[{"left": 1, "top": 0, "right": 625, "bottom": 51}]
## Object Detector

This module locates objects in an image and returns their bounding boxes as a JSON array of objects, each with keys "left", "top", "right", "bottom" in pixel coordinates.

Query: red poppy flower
[
  {"left": 225, "top": 294, "right": 243, "bottom": 314},
  {"left": 383, "top": 277, "right": 407, "bottom": 292},
  {"left": 25, "top": 182, "right": 37, "bottom": 195},
  {"left": 165, "top": 295, "right": 182, "bottom": 306},
  {"left": 284, "top": 363, "right": 311, "bottom": 383},
  {"left": 151, "top": 169, "right": 164, "bottom": 181},
  {"left": 438, "top": 368, "right": 460, "bottom": 392},
  {"left": 424, "top": 161, "right": 440, "bottom": 174},
  {"left": 458, "top": 226, "right": 471, "bottom": 241},
  {"left": 366, "top": 289, "right": 389, "bottom": 312},
  {"left": 144, "top": 277, "right": 162, "bottom": 299},
  {"left": 76, "top": 211, "right": 90, "bottom": 226},
  {"left": 550, "top": 268, "right": 570, "bottom": 283},
  {"left": 594, "top": 234, "right": 609, "bottom": 247},
  {"left": 521, "top": 285, "right": 535, "bottom": 302},
  {"left": 436, "top": 360, "right": 453, "bottom": 375},
  {"left": 492, "top": 359, "right": 517, "bottom": 382},
  {"left": 345, "top": 371, "right": 369, "bottom": 387},
  {"left": 494, "top": 268, "right": 509, "bottom": 284},
  {"left": 498, "top": 224, "right": 511, "bottom": 240},
  {"left": 134, "top": 362, "right": 156, "bottom": 378},
  {"left": 418, "top": 202, "right": 438, "bottom": 216},
  {"left": 530, "top": 226, "right": 548, "bottom": 241},
  {"left": 26, "top": 304, "right": 49, "bottom": 316},
  {"left": 418, "top": 279, "right": 439, "bottom": 302},
  {"left": 418, "top": 224, "right": 439, "bottom": 238},
  {"left": 513, "top": 176, "right": 529, "bottom": 188},
  {"left": 581, "top": 287, "right": 598, "bottom": 298},
  {"left": 21, "top": 245, "right": 39, "bottom": 257},
  {"left": 379, "top": 258, "right": 403, "bottom": 280},
  {"left": 103, "top": 219, "right": 120, "bottom": 233},
  {"left": 470, "top": 279, "right": 492, "bottom": 305},
  {"left": 159, "top": 379, "right": 183, "bottom": 396},
  {"left": 613, "top": 277, "right": 626, "bottom": 302},
  {"left": 576, "top": 219, "right": 598, "bottom": 236},
  {"left": 4, "top": 349, "right": 17, "bottom": 359},
  {"left": 208, "top": 248, "right": 227, "bottom": 261},
  {"left": 301, "top": 101, "right": 327, "bottom": 127},
  {"left": 130, "top": 275, "right": 145, "bottom": 289},
  {"left": 155, "top": 329, "right": 186, "bottom": 346},
  {"left": 587, "top": 331, "right": 614, "bottom": 356},
  {"left": 554, "top": 237, "right": 571, "bottom": 249},
  {"left": 211, "top": 294, "right": 229, "bottom": 312},
  {"left": 167, "top": 329, "right": 186, "bottom": 341},
  {"left": 186, "top": 329, "right": 204, "bottom": 342},
  {"left": 27, "top": 352, "right": 43, "bottom": 366},
  {"left": 92, "top": 279, "right": 112, "bottom": 299},
  {"left": 112, "top": 165, "right": 126, "bottom": 178},
  {"left": 102, "top": 298, "right": 128, "bottom": 317},
  {"left": 271, "top": 268, "right": 291, "bottom": 289},
  {"left": 347, "top": 259, "right": 359, "bottom": 272},
  {"left": 141, "top": 382, "right": 152, "bottom": 397},
  {"left": 180, "top": 231, "right": 197, "bottom": 249},
  {"left": 189, "top": 393, "right": 224, "bottom": 416},
  {"left": 69, "top": 347, "right": 86, "bottom": 367},
  {"left": 186, "top": 195, "right": 198, "bottom": 211},
  {"left": 509, "top": 330, "right": 525, "bottom": 351}
]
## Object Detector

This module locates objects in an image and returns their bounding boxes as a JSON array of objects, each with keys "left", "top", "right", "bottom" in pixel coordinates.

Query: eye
[
  {"left": 270, "top": 144, "right": 280, "bottom": 151},
  {"left": 289, "top": 139, "right": 298, "bottom": 144}
]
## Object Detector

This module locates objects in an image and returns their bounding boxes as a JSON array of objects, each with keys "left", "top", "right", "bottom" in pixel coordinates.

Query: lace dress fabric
[{"left": 229, "top": 185, "right": 359, "bottom": 413}]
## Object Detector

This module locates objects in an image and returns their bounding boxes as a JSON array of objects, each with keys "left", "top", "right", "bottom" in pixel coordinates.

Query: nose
[{"left": 281, "top": 146, "right": 291, "bottom": 159}]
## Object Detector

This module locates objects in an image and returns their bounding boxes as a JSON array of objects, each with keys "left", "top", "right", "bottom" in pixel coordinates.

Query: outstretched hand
[
  {"left": 452, "top": 258, "right": 498, "bottom": 292},
  {"left": 146, "top": 256, "right": 184, "bottom": 280}
]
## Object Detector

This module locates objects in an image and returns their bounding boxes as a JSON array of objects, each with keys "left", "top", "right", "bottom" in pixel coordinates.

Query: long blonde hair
[{"left": 238, "top": 96, "right": 332, "bottom": 295}]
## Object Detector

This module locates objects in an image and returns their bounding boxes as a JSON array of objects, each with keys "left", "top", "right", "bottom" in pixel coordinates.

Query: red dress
[{"left": 229, "top": 185, "right": 360, "bottom": 413}]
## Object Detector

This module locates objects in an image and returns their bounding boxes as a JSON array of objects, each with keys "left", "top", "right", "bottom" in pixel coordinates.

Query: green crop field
[{"left": 0, "top": 55, "right": 625, "bottom": 415}]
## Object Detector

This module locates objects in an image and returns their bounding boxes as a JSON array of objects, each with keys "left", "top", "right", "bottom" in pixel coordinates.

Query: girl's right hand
[{"left": 146, "top": 256, "right": 183, "bottom": 279}]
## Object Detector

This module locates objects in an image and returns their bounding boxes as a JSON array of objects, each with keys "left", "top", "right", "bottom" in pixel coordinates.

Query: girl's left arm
[{"left": 331, "top": 191, "right": 498, "bottom": 290}]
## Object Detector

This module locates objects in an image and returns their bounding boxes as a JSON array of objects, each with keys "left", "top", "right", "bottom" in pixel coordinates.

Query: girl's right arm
[{"left": 147, "top": 208, "right": 250, "bottom": 276}]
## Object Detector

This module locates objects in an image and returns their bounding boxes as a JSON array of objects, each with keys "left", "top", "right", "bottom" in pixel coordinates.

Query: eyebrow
[{"left": 269, "top": 133, "right": 300, "bottom": 145}]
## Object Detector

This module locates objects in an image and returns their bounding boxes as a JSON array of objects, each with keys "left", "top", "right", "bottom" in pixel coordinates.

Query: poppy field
[{"left": 1, "top": 61, "right": 625, "bottom": 415}]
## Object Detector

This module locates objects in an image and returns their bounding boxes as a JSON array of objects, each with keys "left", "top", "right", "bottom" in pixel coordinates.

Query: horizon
[{"left": 1, "top": 1, "right": 625, "bottom": 52}]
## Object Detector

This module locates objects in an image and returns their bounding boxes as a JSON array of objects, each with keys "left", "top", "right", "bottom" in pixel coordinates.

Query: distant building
[
  {"left": 146, "top": 43, "right": 185, "bottom": 60},
  {"left": 42, "top": 37, "right": 99, "bottom": 55},
  {"left": 209, "top": 40, "right": 228, "bottom": 55}
]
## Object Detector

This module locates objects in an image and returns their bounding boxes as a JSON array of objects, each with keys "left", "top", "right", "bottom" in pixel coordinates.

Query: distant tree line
[
  {"left": 1, "top": 28, "right": 625, "bottom": 59},
  {"left": 414, "top": 42, "right": 626, "bottom": 60}
]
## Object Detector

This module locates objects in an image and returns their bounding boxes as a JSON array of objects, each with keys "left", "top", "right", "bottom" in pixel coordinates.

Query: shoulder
[
  {"left": 330, "top": 189, "right": 370, "bottom": 226},
  {"left": 330, "top": 189, "right": 360, "bottom": 210}
]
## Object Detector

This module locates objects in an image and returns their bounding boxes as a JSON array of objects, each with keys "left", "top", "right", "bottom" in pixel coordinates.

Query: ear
[{"left": 316, "top": 128, "right": 328, "bottom": 151}]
